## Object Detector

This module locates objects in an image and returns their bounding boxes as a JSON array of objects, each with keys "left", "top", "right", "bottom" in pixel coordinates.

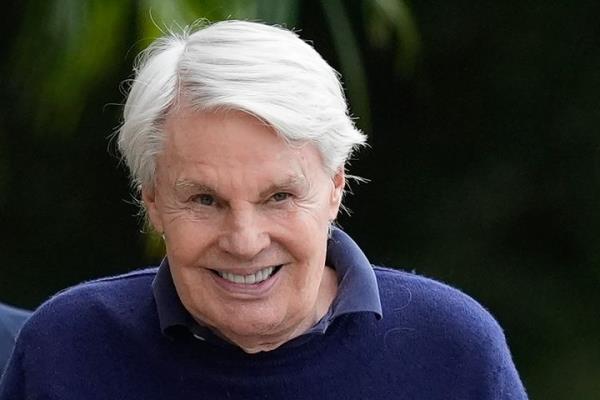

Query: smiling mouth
[{"left": 211, "top": 265, "right": 283, "bottom": 285}]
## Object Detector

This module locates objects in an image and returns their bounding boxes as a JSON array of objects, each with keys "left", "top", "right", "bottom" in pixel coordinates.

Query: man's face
[{"left": 144, "top": 107, "right": 344, "bottom": 352}]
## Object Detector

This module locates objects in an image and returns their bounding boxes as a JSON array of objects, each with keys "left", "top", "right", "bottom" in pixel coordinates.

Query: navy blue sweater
[{"left": 0, "top": 266, "right": 526, "bottom": 399}]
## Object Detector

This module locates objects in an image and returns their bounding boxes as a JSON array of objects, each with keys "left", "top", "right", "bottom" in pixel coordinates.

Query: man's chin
[
  {"left": 215, "top": 319, "right": 295, "bottom": 352},
  {"left": 237, "top": 340, "right": 286, "bottom": 354}
]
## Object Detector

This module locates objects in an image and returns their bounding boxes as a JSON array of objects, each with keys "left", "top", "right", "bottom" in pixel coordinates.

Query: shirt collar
[
  {"left": 152, "top": 227, "right": 382, "bottom": 340},
  {"left": 152, "top": 260, "right": 196, "bottom": 336}
]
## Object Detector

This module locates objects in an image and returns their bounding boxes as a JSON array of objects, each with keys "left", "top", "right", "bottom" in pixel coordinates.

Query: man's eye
[
  {"left": 193, "top": 194, "right": 215, "bottom": 206},
  {"left": 271, "top": 192, "right": 290, "bottom": 202}
]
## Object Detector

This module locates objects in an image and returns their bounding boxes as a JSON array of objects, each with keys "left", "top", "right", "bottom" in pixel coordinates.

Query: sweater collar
[{"left": 152, "top": 228, "right": 382, "bottom": 340}]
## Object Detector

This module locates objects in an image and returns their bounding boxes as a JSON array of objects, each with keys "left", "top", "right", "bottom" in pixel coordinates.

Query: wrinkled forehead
[
  {"left": 161, "top": 105, "right": 326, "bottom": 168},
  {"left": 155, "top": 107, "right": 329, "bottom": 187}
]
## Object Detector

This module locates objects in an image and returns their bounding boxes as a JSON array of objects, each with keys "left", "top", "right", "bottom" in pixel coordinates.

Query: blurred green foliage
[{"left": 1, "top": 1, "right": 599, "bottom": 399}]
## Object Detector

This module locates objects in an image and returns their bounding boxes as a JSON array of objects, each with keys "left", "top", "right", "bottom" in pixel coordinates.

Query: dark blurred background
[{"left": 1, "top": 1, "right": 599, "bottom": 398}]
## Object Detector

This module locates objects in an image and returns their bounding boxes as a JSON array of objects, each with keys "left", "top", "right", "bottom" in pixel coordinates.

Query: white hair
[{"left": 118, "top": 20, "right": 367, "bottom": 191}]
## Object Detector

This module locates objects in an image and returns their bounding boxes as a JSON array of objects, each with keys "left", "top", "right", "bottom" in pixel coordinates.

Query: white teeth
[{"left": 218, "top": 266, "right": 276, "bottom": 284}]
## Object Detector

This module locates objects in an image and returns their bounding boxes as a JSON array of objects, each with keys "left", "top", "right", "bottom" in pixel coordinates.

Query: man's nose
[{"left": 218, "top": 207, "right": 270, "bottom": 260}]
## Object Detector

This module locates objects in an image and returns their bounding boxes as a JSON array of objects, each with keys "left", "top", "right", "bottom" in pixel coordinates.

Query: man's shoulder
[
  {"left": 43, "top": 267, "right": 158, "bottom": 307},
  {"left": 370, "top": 267, "right": 526, "bottom": 397},
  {"left": 22, "top": 267, "right": 159, "bottom": 339},
  {"left": 372, "top": 266, "right": 506, "bottom": 345}
]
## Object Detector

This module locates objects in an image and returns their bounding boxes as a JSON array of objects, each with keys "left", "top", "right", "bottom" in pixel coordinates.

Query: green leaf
[{"left": 366, "top": 0, "right": 421, "bottom": 77}]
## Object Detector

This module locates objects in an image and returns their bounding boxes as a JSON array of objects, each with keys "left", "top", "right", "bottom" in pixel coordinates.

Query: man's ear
[
  {"left": 329, "top": 168, "right": 345, "bottom": 220},
  {"left": 141, "top": 185, "right": 163, "bottom": 234}
]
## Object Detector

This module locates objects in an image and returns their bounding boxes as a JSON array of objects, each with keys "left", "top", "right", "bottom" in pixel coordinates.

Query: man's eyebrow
[
  {"left": 259, "top": 175, "right": 307, "bottom": 198},
  {"left": 174, "top": 179, "right": 217, "bottom": 194},
  {"left": 174, "top": 175, "right": 307, "bottom": 198}
]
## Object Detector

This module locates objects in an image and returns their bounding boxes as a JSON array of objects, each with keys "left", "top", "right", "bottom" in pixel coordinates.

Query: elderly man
[
  {"left": 0, "top": 303, "right": 31, "bottom": 376},
  {"left": 0, "top": 20, "right": 527, "bottom": 399}
]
